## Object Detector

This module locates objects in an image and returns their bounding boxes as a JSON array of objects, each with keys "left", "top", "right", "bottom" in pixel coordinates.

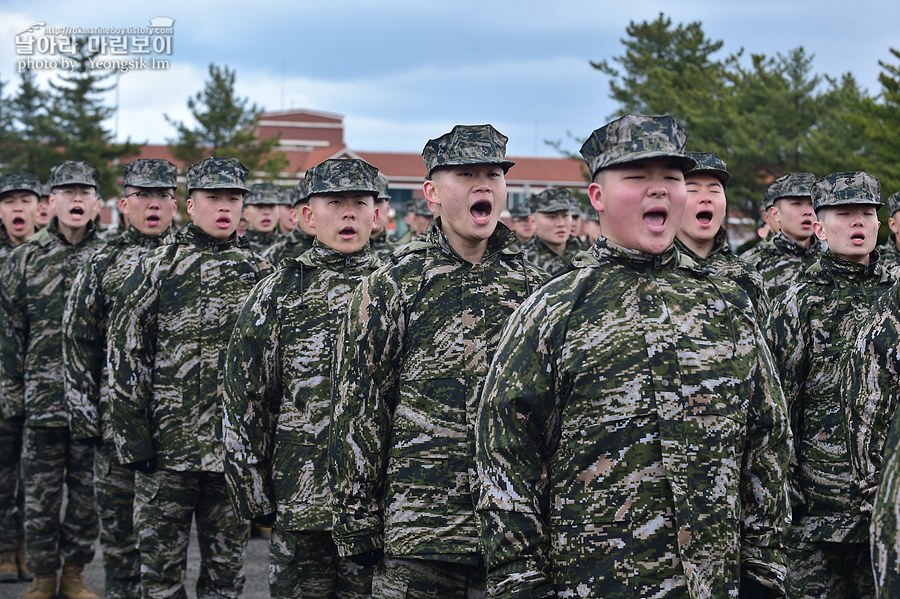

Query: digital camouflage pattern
[
  {"left": 107, "top": 223, "right": 271, "bottom": 471},
  {"left": 0, "top": 218, "right": 103, "bottom": 424},
  {"left": 522, "top": 235, "right": 580, "bottom": 276},
  {"left": 871, "top": 382, "right": 900, "bottom": 598},
  {"left": 262, "top": 226, "right": 315, "bottom": 267},
  {"left": 579, "top": 114, "right": 696, "bottom": 177},
  {"left": 476, "top": 238, "right": 790, "bottom": 598},
  {"left": 528, "top": 187, "right": 574, "bottom": 214},
  {"left": 421, "top": 124, "right": 515, "bottom": 176},
  {"left": 879, "top": 191, "right": 900, "bottom": 272},
  {"left": 186, "top": 156, "right": 250, "bottom": 193},
  {"left": 0, "top": 172, "right": 43, "bottom": 197},
  {"left": 48, "top": 160, "right": 100, "bottom": 189},
  {"left": 224, "top": 241, "right": 381, "bottom": 530},
  {"left": 768, "top": 172, "right": 817, "bottom": 204},
  {"left": 121, "top": 159, "right": 177, "bottom": 189},
  {"left": 242, "top": 228, "right": 278, "bottom": 254},
  {"left": 675, "top": 228, "right": 770, "bottom": 324},
  {"left": 684, "top": 151, "right": 729, "bottom": 185},
  {"left": 812, "top": 171, "right": 882, "bottom": 211},
  {"left": 93, "top": 444, "right": 140, "bottom": 598},
  {"left": 742, "top": 231, "right": 822, "bottom": 300},
  {"left": 376, "top": 172, "right": 391, "bottom": 201},
  {"left": 372, "top": 557, "right": 485, "bottom": 599},
  {"left": 244, "top": 182, "right": 281, "bottom": 206},
  {"left": 329, "top": 222, "right": 547, "bottom": 563},
  {"left": 410, "top": 198, "right": 432, "bottom": 217},
  {"left": 305, "top": 158, "right": 380, "bottom": 197},
  {"left": 268, "top": 529, "right": 374, "bottom": 599}
]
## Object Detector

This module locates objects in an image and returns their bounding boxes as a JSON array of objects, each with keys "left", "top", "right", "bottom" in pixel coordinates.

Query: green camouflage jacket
[
  {"left": 107, "top": 224, "right": 271, "bottom": 471},
  {"left": 223, "top": 241, "right": 380, "bottom": 531},
  {"left": 878, "top": 236, "right": 900, "bottom": 274},
  {"left": 328, "top": 220, "right": 547, "bottom": 563},
  {"left": 870, "top": 388, "right": 900, "bottom": 596},
  {"left": 767, "top": 251, "right": 896, "bottom": 544},
  {"left": 242, "top": 228, "right": 278, "bottom": 255},
  {"left": 742, "top": 232, "right": 821, "bottom": 301},
  {"left": 0, "top": 218, "right": 103, "bottom": 424},
  {"left": 676, "top": 228, "right": 770, "bottom": 324},
  {"left": 370, "top": 229, "right": 398, "bottom": 261},
  {"left": 845, "top": 280, "right": 900, "bottom": 517},
  {"left": 523, "top": 236, "right": 581, "bottom": 276},
  {"left": 476, "top": 238, "right": 790, "bottom": 598},
  {"left": 62, "top": 226, "right": 176, "bottom": 443},
  {"left": 262, "top": 226, "right": 315, "bottom": 266}
]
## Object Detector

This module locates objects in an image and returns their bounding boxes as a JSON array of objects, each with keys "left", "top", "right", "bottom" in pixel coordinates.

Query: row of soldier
[{"left": 0, "top": 113, "right": 899, "bottom": 598}]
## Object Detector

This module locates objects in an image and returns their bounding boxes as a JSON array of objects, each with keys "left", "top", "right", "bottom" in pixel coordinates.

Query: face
[
  {"left": 813, "top": 205, "right": 880, "bottom": 264},
  {"left": 302, "top": 192, "right": 377, "bottom": 254},
  {"left": 121, "top": 187, "right": 177, "bottom": 236},
  {"left": 243, "top": 204, "right": 278, "bottom": 233},
  {"left": 412, "top": 214, "right": 433, "bottom": 235},
  {"left": 373, "top": 200, "right": 390, "bottom": 235},
  {"left": 186, "top": 189, "right": 245, "bottom": 240},
  {"left": 587, "top": 158, "right": 687, "bottom": 255},
  {"left": 774, "top": 196, "right": 815, "bottom": 243},
  {"left": 582, "top": 219, "right": 603, "bottom": 245},
  {"left": 36, "top": 196, "right": 53, "bottom": 226},
  {"left": 423, "top": 164, "right": 507, "bottom": 251},
  {"left": 278, "top": 204, "right": 296, "bottom": 233},
  {"left": 678, "top": 174, "right": 726, "bottom": 248},
  {"left": 0, "top": 191, "right": 38, "bottom": 243},
  {"left": 533, "top": 211, "right": 572, "bottom": 247},
  {"left": 50, "top": 185, "right": 96, "bottom": 230},
  {"left": 569, "top": 214, "right": 581, "bottom": 237}
]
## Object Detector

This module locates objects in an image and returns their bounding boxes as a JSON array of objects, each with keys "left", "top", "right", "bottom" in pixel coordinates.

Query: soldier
[
  {"left": 742, "top": 172, "right": 821, "bottom": 300},
  {"left": 275, "top": 187, "right": 297, "bottom": 236},
  {"left": 878, "top": 191, "right": 900, "bottom": 271},
  {"left": 507, "top": 202, "right": 535, "bottom": 244},
  {"left": 580, "top": 209, "right": 602, "bottom": 245},
  {"left": 0, "top": 161, "right": 104, "bottom": 599},
  {"left": 224, "top": 158, "right": 383, "bottom": 598},
  {"left": 406, "top": 197, "right": 434, "bottom": 240},
  {"left": 371, "top": 173, "right": 398, "bottom": 260},
  {"left": 767, "top": 172, "right": 894, "bottom": 598},
  {"left": 675, "top": 151, "right": 769, "bottom": 322},
  {"left": 523, "top": 187, "right": 581, "bottom": 275},
  {"left": 242, "top": 182, "right": 281, "bottom": 253},
  {"left": 328, "top": 124, "right": 547, "bottom": 598},
  {"left": 107, "top": 157, "right": 271, "bottom": 599},
  {"left": 475, "top": 114, "right": 790, "bottom": 598},
  {"left": 263, "top": 181, "right": 315, "bottom": 266},
  {"left": 62, "top": 159, "right": 179, "bottom": 598},
  {"left": 0, "top": 173, "right": 40, "bottom": 585},
  {"left": 568, "top": 202, "right": 584, "bottom": 247},
  {"left": 35, "top": 184, "right": 53, "bottom": 230}
]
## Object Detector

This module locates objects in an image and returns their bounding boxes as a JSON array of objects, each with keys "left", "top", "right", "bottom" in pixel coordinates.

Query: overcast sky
[{"left": 1, "top": 0, "right": 898, "bottom": 157}]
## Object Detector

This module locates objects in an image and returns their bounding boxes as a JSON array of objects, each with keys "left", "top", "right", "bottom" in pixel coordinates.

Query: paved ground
[{"left": 1, "top": 531, "right": 271, "bottom": 598}]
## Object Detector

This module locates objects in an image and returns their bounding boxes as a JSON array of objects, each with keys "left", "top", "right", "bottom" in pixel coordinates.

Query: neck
[
  {"left": 836, "top": 251, "right": 871, "bottom": 265},
  {"left": 543, "top": 237, "right": 566, "bottom": 256},
  {"left": 10, "top": 229, "right": 35, "bottom": 245},
  {"left": 57, "top": 220, "right": 87, "bottom": 245},
  {"left": 678, "top": 233, "right": 715, "bottom": 259},
  {"left": 442, "top": 225, "right": 488, "bottom": 264},
  {"left": 783, "top": 231, "right": 812, "bottom": 248}
]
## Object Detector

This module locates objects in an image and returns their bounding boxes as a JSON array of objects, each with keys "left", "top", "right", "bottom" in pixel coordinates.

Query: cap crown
[
  {"left": 812, "top": 171, "right": 882, "bottom": 211},
  {"left": 122, "top": 159, "right": 177, "bottom": 189},
  {"left": 422, "top": 124, "right": 515, "bottom": 176},
  {"left": 305, "top": 159, "right": 380, "bottom": 197},
  {"left": 49, "top": 160, "right": 100, "bottom": 189},
  {"left": 580, "top": 114, "right": 694, "bottom": 177},
  {"left": 186, "top": 157, "right": 250, "bottom": 193},
  {"left": 0, "top": 173, "right": 43, "bottom": 197}
]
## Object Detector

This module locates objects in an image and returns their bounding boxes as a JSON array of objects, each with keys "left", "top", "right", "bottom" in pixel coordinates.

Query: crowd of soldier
[{"left": 0, "top": 112, "right": 899, "bottom": 599}]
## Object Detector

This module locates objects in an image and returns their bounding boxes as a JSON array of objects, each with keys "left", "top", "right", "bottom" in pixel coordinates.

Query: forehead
[
  {"left": 192, "top": 188, "right": 244, "bottom": 199},
  {"left": 606, "top": 156, "right": 685, "bottom": 173},
  {"left": 0, "top": 190, "right": 39, "bottom": 202},
  {"left": 685, "top": 173, "right": 723, "bottom": 186},
  {"left": 309, "top": 191, "right": 375, "bottom": 202},
  {"left": 433, "top": 163, "right": 505, "bottom": 178},
  {"left": 777, "top": 195, "right": 812, "bottom": 204}
]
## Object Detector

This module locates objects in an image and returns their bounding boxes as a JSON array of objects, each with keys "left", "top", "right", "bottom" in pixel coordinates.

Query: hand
[
  {"left": 347, "top": 549, "right": 383, "bottom": 568},
  {"left": 252, "top": 513, "right": 276, "bottom": 527},
  {"left": 127, "top": 458, "right": 157, "bottom": 474},
  {"left": 740, "top": 577, "right": 778, "bottom": 599}
]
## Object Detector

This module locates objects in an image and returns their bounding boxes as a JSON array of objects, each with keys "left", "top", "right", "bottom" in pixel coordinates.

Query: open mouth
[
  {"left": 696, "top": 210, "right": 714, "bottom": 226},
  {"left": 215, "top": 216, "right": 231, "bottom": 228},
  {"left": 260, "top": 218, "right": 272, "bottom": 227},
  {"left": 70, "top": 206, "right": 85, "bottom": 217},
  {"left": 470, "top": 200, "right": 493, "bottom": 225},
  {"left": 11, "top": 216, "right": 25, "bottom": 229},
  {"left": 339, "top": 225, "right": 356, "bottom": 239},
  {"left": 851, "top": 232, "right": 866, "bottom": 244},
  {"left": 146, "top": 214, "right": 160, "bottom": 226},
  {"left": 643, "top": 209, "right": 668, "bottom": 232},
  {"left": 801, "top": 219, "right": 813, "bottom": 228}
]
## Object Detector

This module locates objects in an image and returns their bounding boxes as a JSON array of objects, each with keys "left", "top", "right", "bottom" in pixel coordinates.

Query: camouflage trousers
[
  {"left": 0, "top": 418, "right": 24, "bottom": 553},
  {"left": 135, "top": 469, "right": 248, "bottom": 599},
  {"left": 269, "top": 527, "right": 374, "bottom": 598},
  {"left": 786, "top": 540, "right": 875, "bottom": 598},
  {"left": 95, "top": 442, "right": 140, "bottom": 598},
  {"left": 372, "top": 557, "right": 485, "bottom": 599},
  {"left": 22, "top": 426, "right": 97, "bottom": 574}
]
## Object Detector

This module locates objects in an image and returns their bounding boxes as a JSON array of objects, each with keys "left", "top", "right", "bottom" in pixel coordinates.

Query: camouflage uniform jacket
[
  {"left": 476, "top": 238, "right": 790, "bottom": 598},
  {"left": 742, "top": 231, "right": 821, "bottom": 300},
  {"left": 329, "top": 220, "right": 547, "bottom": 562},
  {"left": 878, "top": 235, "right": 900, "bottom": 275},
  {"left": 0, "top": 218, "right": 102, "bottom": 424},
  {"left": 223, "top": 241, "right": 381, "bottom": 531},
  {"left": 62, "top": 225, "right": 176, "bottom": 443},
  {"left": 767, "top": 251, "right": 895, "bottom": 544},
  {"left": 676, "top": 228, "right": 771, "bottom": 324},
  {"left": 845, "top": 279, "right": 900, "bottom": 517},
  {"left": 370, "top": 229, "right": 398, "bottom": 261},
  {"left": 107, "top": 223, "right": 271, "bottom": 471},
  {"left": 870, "top": 387, "right": 900, "bottom": 596},
  {"left": 242, "top": 228, "right": 278, "bottom": 255},
  {"left": 523, "top": 235, "right": 581, "bottom": 276},
  {"left": 262, "top": 226, "right": 314, "bottom": 266}
]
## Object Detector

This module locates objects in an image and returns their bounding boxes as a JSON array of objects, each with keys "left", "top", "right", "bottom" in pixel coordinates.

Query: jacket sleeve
[
  {"left": 223, "top": 273, "right": 281, "bottom": 519},
  {"left": 476, "top": 294, "right": 558, "bottom": 599},
  {"left": 328, "top": 270, "right": 404, "bottom": 557},
  {"left": 0, "top": 248, "right": 29, "bottom": 419},
  {"left": 62, "top": 257, "right": 105, "bottom": 440},
  {"left": 106, "top": 250, "right": 165, "bottom": 465}
]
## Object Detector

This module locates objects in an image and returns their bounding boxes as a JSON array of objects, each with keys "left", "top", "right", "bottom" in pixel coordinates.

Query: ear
[
  {"left": 889, "top": 216, "right": 900, "bottom": 236},
  {"left": 118, "top": 196, "right": 129, "bottom": 216},
  {"left": 587, "top": 182, "right": 604, "bottom": 213},
  {"left": 186, "top": 197, "right": 194, "bottom": 216},
  {"left": 812, "top": 220, "right": 826, "bottom": 241},
  {"left": 372, "top": 206, "right": 380, "bottom": 227},
  {"left": 301, "top": 204, "right": 314, "bottom": 230},
  {"left": 423, "top": 179, "right": 440, "bottom": 205}
]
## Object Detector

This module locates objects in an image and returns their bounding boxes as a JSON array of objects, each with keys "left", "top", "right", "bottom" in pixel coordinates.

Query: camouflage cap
[
  {"left": 529, "top": 187, "right": 574, "bottom": 214},
  {"left": 685, "top": 151, "right": 729, "bottom": 185},
  {"left": 122, "top": 159, "right": 177, "bottom": 189},
  {"left": 40, "top": 183, "right": 51, "bottom": 198},
  {"left": 509, "top": 202, "right": 531, "bottom": 218},
  {"left": 0, "top": 173, "right": 43, "bottom": 198},
  {"left": 290, "top": 179, "right": 309, "bottom": 205},
  {"left": 186, "top": 157, "right": 250, "bottom": 193},
  {"left": 49, "top": 160, "right": 100, "bottom": 189},
  {"left": 422, "top": 124, "right": 515, "bottom": 177},
  {"left": 767, "top": 172, "right": 816, "bottom": 207},
  {"left": 305, "top": 158, "right": 380, "bottom": 198},
  {"left": 375, "top": 173, "right": 391, "bottom": 201},
  {"left": 580, "top": 114, "right": 695, "bottom": 178},
  {"left": 812, "top": 171, "right": 882, "bottom": 211},
  {"left": 584, "top": 209, "right": 600, "bottom": 223},
  {"left": 410, "top": 198, "right": 433, "bottom": 217},
  {"left": 244, "top": 182, "right": 282, "bottom": 206},
  {"left": 274, "top": 188, "right": 293, "bottom": 206},
  {"left": 887, "top": 191, "right": 900, "bottom": 217}
]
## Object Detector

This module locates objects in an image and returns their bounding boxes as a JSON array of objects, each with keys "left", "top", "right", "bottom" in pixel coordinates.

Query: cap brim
[
  {"left": 428, "top": 159, "right": 515, "bottom": 178},
  {"left": 593, "top": 151, "right": 696, "bottom": 178},
  {"left": 124, "top": 180, "right": 176, "bottom": 189},
  {"left": 188, "top": 183, "right": 250, "bottom": 193},
  {"left": 686, "top": 168, "right": 730, "bottom": 185},
  {"left": 52, "top": 178, "right": 98, "bottom": 189}
]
